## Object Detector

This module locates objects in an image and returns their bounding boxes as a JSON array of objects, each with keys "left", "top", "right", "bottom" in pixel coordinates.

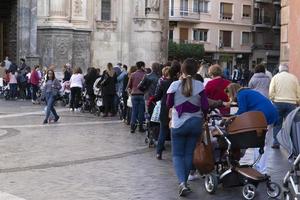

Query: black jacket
[
  {"left": 101, "top": 71, "right": 117, "bottom": 96},
  {"left": 153, "top": 79, "right": 173, "bottom": 126}
]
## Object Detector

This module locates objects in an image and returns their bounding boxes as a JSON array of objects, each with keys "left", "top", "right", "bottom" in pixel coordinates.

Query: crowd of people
[{"left": 1, "top": 56, "right": 299, "bottom": 197}]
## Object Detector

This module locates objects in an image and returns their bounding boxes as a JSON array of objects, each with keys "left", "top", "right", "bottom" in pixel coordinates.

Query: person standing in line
[
  {"left": 231, "top": 65, "right": 240, "bottom": 83},
  {"left": 101, "top": 63, "right": 118, "bottom": 117},
  {"left": 269, "top": 64, "right": 300, "bottom": 149},
  {"left": 167, "top": 58, "right": 209, "bottom": 197},
  {"left": 205, "top": 64, "right": 231, "bottom": 115},
  {"left": 42, "top": 69, "right": 62, "bottom": 124},
  {"left": 8, "top": 70, "right": 18, "bottom": 100},
  {"left": 127, "top": 61, "right": 146, "bottom": 133},
  {"left": 30, "top": 65, "right": 41, "bottom": 104},
  {"left": 70, "top": 67, "right": 84, "bottom": 112},
  {"left": 248, "top": 64, "right": 271, "bottom": 97},
  {"left": 149, "top": 61, "right": 181, "bottom": 160}
]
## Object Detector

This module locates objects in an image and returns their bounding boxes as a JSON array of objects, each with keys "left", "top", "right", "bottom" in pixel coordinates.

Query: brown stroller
[{"left": 204, "top": 111, "right": 281, "bottom": 200}]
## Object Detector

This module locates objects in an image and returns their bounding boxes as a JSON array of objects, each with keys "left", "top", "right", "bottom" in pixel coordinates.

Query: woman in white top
[{"left": 70, "top": 67, "right": 84, "bottom": 111}]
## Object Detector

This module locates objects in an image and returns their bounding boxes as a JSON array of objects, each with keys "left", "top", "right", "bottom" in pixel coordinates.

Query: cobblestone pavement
[{"left": 0, "top": 99, "right": 291, "bottom": 200}]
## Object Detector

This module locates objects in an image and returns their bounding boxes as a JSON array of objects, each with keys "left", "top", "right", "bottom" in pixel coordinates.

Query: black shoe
[
  {"left": 43, "top": 119, "right": 48, "bottom": 124},
  {"left": 138, "top": 126, "right": 146, "bottom": 133},
  {"left": 271, "top": 144, "right": 280, "bottom": 149},
  {"left": 178, "top": 183, "right": 190, "bottom": 197},
  {"left": 156, "top": 153, "right": 162, "bottom": 160},
  {"left": 54, "top": 116, "right": 60, "bottom": 123},
  {"left": 130, "top": 124, "right": 137, "bottom": 133}
]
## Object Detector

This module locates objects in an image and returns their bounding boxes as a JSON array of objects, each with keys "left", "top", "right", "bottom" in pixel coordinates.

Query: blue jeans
[
  {"left": 156, "top": 123, "right": 169, "bottom": 154},
  {"left": 9, "top": 83, "right": 17, "bottom": 98},
  {"left": 273, "top": 102, "right": 297, "bottom": 145},
  {"left": 171, "top": 117, "right": 203, "bottom": 183},
  {"left": 45, "top": 92, "right": 59, "bottom": 121},
  {"left": 131, "top": 95, "right": 145, "bottom": 125}
]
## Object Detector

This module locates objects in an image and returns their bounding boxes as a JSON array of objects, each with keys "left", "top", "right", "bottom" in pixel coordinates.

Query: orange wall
[{"left": 289, "top": 0, "right": 300, "bottom": 79}]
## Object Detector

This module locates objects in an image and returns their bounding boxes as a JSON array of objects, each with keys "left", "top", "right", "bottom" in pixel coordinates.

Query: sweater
[
  {"left": 236, "top": 89, "right": 278, "bottom": 125},
  {"left": 205, "top": 77, "right": 230, "bottom": 115},
  {"left": 70, "top": 74, "right": 84, "bottom": 88},
  {"left": 269, "top": 71, "right": 300, "bottom": 104},
  {"left": 248, "top": 72, "right": 270, "bottom": 97},
  {"left": 127, "top": 69, "right": 146, "bottom": 95}
]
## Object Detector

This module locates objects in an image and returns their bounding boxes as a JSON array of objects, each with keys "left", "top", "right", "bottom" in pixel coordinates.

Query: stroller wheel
[
  {"left": 242, "top": 184, "right": 256, "bottom": 200},
  {"left": 204, "top": 173, "right": 218, "bottom": 194},
  {"left": 266, "top": 182, "right": 281, "bottom": 198},
  {"left": 283, "top": 191, "right": 292, "bottom": 200}
]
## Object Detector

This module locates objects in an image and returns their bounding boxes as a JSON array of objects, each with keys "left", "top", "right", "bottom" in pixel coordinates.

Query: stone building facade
[
  {"left": 281, "top": 0, "right": 300, "bottom": 78},
  {"left": 0, "top": 0, "right": 169, "bottom": 71}
]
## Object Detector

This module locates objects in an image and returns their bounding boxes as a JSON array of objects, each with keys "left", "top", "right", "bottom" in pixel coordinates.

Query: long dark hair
[
  {"left": 181, "top": 58, "right": 198, "bottom": 97},
  {"left": 46, "top": 69, "right": 56, "bottom": 81}
]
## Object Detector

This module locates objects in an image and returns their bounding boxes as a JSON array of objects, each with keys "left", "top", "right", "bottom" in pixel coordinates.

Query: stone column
[
  {"left": 18, "top": 0, "right": 39, "bottom": 66},
  {"left": 49, "top": 0, "right": 68, "bottom": 21}
]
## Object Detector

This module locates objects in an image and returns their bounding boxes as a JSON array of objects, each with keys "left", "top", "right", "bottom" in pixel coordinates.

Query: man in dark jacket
[{"left": 127, "top": 61, "right": 146, "bottom": 133}]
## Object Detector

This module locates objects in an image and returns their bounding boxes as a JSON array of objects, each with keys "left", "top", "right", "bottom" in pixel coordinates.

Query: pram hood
[{"left": 277, "top": 107, "right": 300, "bottom": 159}]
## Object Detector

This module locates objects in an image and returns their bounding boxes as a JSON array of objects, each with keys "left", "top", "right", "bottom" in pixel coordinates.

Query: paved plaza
[{"left": 0, "top": 99, "right": 291, "bottom": 200}]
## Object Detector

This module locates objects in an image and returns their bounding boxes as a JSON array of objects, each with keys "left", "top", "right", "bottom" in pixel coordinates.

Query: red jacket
[
  {"left": 205, "top": 77, "right": 231, "bottom": 115},
  {"left": 30, "top": 70, "right": 40, "bottom": 85}
]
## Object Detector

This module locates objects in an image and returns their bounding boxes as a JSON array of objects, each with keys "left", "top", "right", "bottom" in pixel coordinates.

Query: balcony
[
  {"left": 254, "top": 16, "right": 272, "bottom": 28},
  {"left": 169, "top": 8, "right": 200, "bottom": 23},
  {"left": 220, "top": 13, "right": 233, "bottom": 21},
  {"left": 255, "top": 0, "right": 272, "bottom": 3},
  {"left": 252, "top": 43, "right": 280, "bottom": 50},
  {"left": 273, "top": 0, "right": 281, "bottom": 5}
]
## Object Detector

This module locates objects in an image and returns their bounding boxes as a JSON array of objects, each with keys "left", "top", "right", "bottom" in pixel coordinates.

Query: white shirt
[{"left": 70, "top": 74, "right": 84, "bottom": 88}]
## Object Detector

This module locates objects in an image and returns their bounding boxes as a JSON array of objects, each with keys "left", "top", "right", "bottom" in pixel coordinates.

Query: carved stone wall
[{"left": 37, "top": 28, "right": 91, "bottom": 71}]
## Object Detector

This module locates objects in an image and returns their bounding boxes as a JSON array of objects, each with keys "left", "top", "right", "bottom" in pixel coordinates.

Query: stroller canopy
[{"left": 277, "top": 107, "right": 300, "bottom": 159}]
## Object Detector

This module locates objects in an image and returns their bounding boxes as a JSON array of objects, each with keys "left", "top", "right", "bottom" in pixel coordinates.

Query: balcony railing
[
  {"left": 273, "top": 0, "right": 280, "bottom": 5},
  {"left": 252, "top": 43, "right": 280, "bottom": 50},
  {"left": 255, "top": 0, "right": 272, "bottom": 3},
  {"left": 169, "top": 8, "right": 200, "bottom": 22},
  {"left": 220, "top": 13, "right": 233, "bottom": 20},
  {"left": 254, "top": 15, "right": 272, "bottom": 27}
]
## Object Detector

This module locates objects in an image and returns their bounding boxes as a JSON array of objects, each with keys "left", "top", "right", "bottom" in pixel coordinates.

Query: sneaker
[
  {"left": 178, "top": 183, "right": 190, "bottom": 197},
  {"left": 54, "top": 116, "right": 60, "bottom": 123},
  {"left": 156, "top": 153, "right": 162, "bottom": 160},
  {"left": 43, "top": 119, "right": 48, "bottom": 124},
  {"left": 188, "top": 172, "right": 201, "bottom": 181},
  {"left": 69, "top": 108, "right": 74, "bottom": 112},
  {"left": 130, "top": 124, "right": 137, "bottom": 133}
]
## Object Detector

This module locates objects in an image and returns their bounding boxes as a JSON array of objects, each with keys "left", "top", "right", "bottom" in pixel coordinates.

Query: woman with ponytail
[{"left": 166, "top": 58, "right": 209, "bottom": 197}]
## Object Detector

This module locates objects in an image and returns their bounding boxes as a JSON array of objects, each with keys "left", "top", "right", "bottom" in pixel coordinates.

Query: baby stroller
[
  {"left": 144, "top": 101, "right": 160, "bottom": 148},
  {"left": 93, "top": 77, "right": 104, "bottom": 116},
  {"left": 204, "top": 111, "right": 281, "bottom": 200},
  {"left": 278, "top": 107, "right": 300, "bottom": 200}
]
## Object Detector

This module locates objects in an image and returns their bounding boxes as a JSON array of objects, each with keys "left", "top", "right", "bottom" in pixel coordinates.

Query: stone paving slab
[{"left": 0, "top": 99, "right": 291, "bottom": 200}]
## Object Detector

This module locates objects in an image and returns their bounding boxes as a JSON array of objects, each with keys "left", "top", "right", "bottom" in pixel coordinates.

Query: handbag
[
  {"left": 193, "top": 122, "right": 215, "bottom": 174},
  {"left": 150, "top": 101, "right": 161, "bottom": 123}
]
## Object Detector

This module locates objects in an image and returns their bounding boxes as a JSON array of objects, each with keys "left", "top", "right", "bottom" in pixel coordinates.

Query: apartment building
[
  {"left": 169, "top": 0, "right": 253, "bottom": 71},
  {"left": 252, "top": 0, "right": 281, "bottom": 71}
]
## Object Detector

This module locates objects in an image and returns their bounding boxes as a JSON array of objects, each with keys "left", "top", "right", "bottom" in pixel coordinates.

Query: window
[
  {"left": 193, "top": 0, "right": 209, "bottom": 13},
  {"left": 200, "top": 1, "right": 209, "bottom": 13},
  {"left": 170, "top": 0, "right": 175, "bottom": 16},
  {"left": 220, "top": 31, "right": 232, "bottom": 47},
  {"left": 243, "top": 5, "right": 251, "bottom": 18},
  {"left": 101, "top": 0, "right": 111, "bottom": 21},
  {"left": 180, "top": 0, "right": 189, "bottom": 16},
  {"left": 242, "top": 32, "right": 251, "bottom": 45},
  {"left": 193, "top": 29, "right": 208, "bottom": 41},
  {"left": 220, "top": 3, "right": 233, "bottom": 20},
  {"left": 169, "top": 30, "right": 174, "bottom": 41}
]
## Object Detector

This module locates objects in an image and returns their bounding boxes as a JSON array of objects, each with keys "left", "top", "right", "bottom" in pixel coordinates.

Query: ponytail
[{"left": 181, "top": 75, "right": 193, "bottom": 97}]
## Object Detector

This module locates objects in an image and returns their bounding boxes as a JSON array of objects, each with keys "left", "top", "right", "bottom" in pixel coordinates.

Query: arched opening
[{"left": 0, "top": 0, "right": 17, "bottom": 62}]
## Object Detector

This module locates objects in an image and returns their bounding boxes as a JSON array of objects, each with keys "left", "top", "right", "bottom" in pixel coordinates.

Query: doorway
[{"left": 180, "top": 28, "right": 189, "bottom": 43}]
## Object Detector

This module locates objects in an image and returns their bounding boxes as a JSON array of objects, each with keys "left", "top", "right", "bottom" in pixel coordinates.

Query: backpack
[{"left": 138, "top": 75, "right": 152, "bottom": 92}]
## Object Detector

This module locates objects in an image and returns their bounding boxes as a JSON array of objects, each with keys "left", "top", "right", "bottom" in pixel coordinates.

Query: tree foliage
[{"left": 168, "top": 41, "right": 205, "bottom": 61}]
